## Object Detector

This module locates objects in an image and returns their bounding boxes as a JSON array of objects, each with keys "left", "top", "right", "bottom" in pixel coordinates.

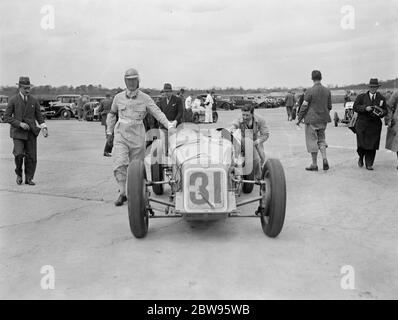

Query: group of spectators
[
  {"left": 292, "top": 70, "right": 398, "bottom": 171},
  {"left": 183, "top": 90, "right": 216, "bottom": 123},
  {"left": 4, "top": 69, "right": 398, "bottom": 205}
]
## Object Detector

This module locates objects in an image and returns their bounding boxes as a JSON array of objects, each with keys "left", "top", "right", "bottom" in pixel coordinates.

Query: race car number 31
[{"left": 185, "top": 168, "right": 227, "bottom": 211}]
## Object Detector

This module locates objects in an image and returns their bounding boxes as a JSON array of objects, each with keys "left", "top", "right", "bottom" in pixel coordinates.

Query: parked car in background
[
  {"left": 0, "top": 95, "right": 9, "bottom": 122},
  {"left": 214, "top": 95, "right": 236, "bottom": 110},
  {"left": 229, "top": 95, "right": 258, "bottom": 109},
  {"left": 45, "top": 94, "right": 81, "bottom": 119}
]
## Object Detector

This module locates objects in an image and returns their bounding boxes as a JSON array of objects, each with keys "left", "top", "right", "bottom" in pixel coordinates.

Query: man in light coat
[
  {"left": 385, "top": 90, "right": 398, "bottom": 169},
  {"left": 204, "top": 91, "right": 214, "bottom": 123}
]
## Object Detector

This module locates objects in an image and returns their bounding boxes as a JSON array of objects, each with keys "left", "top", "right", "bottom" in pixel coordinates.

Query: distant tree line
[{"left": 1, "top": 78, "right": 396, "bottom": 98}]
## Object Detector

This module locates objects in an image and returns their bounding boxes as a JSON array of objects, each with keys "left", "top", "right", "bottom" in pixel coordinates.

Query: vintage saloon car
[
  {"left": 126, "top": 127, "right": 286, "bottom": 239},
  {"left": 45, "top": 94, "right": 81, "bottom": 119}
]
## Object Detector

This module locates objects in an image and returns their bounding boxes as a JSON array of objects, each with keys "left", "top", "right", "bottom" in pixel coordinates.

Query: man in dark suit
[
  {"left": 157, "top": 83, "right": 183, "bottom": 128},
  {"left": 4, "top": 77, "right": 48, "bottom": 185},
  {"left": 353, "top": 78, "right": 388, "bottom": 170},
  {"left": 98, "top": 93, "right": 113, "bottom": 157}
]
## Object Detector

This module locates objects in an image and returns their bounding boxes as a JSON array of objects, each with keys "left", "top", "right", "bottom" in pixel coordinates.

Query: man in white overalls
[
  {"left": 204, "top": 91, "right": 214, "bottom": 123},
  {"left": 106, "top": 68, "right": 176, "bottom": 206}
]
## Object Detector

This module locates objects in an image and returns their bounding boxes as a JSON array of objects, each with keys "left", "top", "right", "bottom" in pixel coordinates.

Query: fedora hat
[
  {"left": 368, "top": 78, "right": 381, "bottom": 87},
  {"left": 161, "top": 83, "right": 173, "bottom": 93},
  {"left": 17, "top": 76, "right": 33, "bottom": 87}
]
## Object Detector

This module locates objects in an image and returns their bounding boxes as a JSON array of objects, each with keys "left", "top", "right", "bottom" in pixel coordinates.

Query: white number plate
[{"left": 184, "top": 167, "right": 227, "bottom": 212}]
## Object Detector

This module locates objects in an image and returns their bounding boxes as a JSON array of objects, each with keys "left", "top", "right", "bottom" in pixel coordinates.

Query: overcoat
[{"left": 353, "top": 91, "right": 388, "bottom": 150}]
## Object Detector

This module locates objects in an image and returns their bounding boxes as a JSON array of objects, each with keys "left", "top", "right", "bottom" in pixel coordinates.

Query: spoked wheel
[
  {"left": 259, "top": 158, "right": 286, "bottom": 238},
  {"left": 151, "top": 163, "right": 164, "bottom": 195},
  {"left": 127, "top": 160, "right": 149, "bottom": 238}
]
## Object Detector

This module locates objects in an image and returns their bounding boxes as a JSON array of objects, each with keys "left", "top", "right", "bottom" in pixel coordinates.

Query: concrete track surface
[{"left": 1, "top": 105, "right": 397, "bottom": 299}]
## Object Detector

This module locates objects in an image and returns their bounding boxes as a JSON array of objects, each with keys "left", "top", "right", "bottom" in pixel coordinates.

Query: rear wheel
[
  {"left": 151, "top": 163, "right": 164, "bottom": 195},
  {"left": 259, "top": 159, "right": 286, "bottom": 237},
  {"left": 242, "top": 170, "right": 254, "bottom": 193},
  {"left": 127, "top": 160, "right": 149, "bottom": 238},
  {"left": 60, "top": 110, "right": 71, "bottom": 120},
  {"left": 334, "top": 112, "right": 339, "bottom": 127},
  {"left": 212, "top": 112, "right": 218, "bottom": 123}
]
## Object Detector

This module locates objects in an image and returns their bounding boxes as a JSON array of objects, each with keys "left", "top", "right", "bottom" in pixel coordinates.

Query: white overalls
[{"left": 106, "top": 89, "right": 169, "bottom": 184}]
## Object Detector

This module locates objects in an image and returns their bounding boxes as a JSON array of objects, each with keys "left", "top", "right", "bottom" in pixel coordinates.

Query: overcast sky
[{"left": 1, "top": 0, "right": 397, "bottom": 89}]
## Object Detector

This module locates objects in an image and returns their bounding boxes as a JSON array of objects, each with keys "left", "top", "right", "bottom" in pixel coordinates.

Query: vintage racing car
[
  {"left": 126, "top": 127, "right": 286, "bottom": 239},
  {"left": 334, "top": 101, "right": 354, "bottom": 127}
]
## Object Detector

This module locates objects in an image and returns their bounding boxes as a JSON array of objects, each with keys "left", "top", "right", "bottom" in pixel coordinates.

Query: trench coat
[
  {"left": 353, "top": 91, "right": 388, "bottom": 150},
  {"left": 386, "top": 91, "right": 398, "bottom": 152}
]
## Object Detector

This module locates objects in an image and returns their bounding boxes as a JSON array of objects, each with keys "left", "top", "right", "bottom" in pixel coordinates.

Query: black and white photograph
[{"left": 0, "top": 0, "right": 397, "bottom": 303}]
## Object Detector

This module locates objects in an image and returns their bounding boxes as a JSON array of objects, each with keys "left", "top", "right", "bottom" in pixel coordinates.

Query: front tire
[
  {"left": 127, "top": 160, "right": 149, "bottom": 238},
  {"left": 212, "top": 112, "right": 218, "bottom": 123},
  {"left": 260, "top": 159, "right": 286, "bottom": 238}
]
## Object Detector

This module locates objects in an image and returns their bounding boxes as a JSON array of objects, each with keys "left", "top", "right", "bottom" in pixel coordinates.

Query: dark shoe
[
  {"left": 25, "top": 179, "right": 36, "bottom": 185},
  {"left": 323, "top": 159, "right": 329, "bottom": 171},
  {"left": 16, "top": 175, "right": 22, "bottom": 185},
  {"left": 305, "top": 165, "right": 318, "bottom": 171},
  {"left": 358, "top": 158, "right": 364, "bottom": 168},
  {"left": 103, "top": 152, "right": 112, "bottom": 157},
  {"left": 366, "top": 165, "right": 374, "bottom": 171},
  {"left": 114, "top": 194, "right": 127, "bottom": 206}
]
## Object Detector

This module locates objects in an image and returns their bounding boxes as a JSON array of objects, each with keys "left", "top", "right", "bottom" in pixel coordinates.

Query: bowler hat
[
  {"left": 17, "top": 76, "right": 33, "bottom": 87},
  {"left": 162, "top": 83, "right": 173, "bottom": 93},
  {"left": 368, "top": 78, "right": 381, "bottom": 87}
]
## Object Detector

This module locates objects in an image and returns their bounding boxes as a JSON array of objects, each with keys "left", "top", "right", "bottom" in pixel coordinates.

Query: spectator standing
[
  {"left": 4, "top": 76, "right": 49, "bottom": 185},
  {"left": 385, "top": 90, "right": 398, "bottom": 169},
  {"left": 353, "top": 78, "right": 388, "bottom": 170},
  {"left": 285, "top": 90, "right": 295, "bottom": 121},
  {"left": 297, "top": 70, "right": 332, "bottom": 171}
]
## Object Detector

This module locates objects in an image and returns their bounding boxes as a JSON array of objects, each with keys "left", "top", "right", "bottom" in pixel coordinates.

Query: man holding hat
[
  {"left": 4, "top": 76, "right": 48, "bottom": 185},
  {"left": 353, "top": 78, "right": 388, "bottom": 170},
  {"left": 106, "top": 68, "right": 176, "bottom": 206}
]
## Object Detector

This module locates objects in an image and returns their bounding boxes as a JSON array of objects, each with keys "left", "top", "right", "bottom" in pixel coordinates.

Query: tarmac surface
[{"left": 1, "top": 104, "right": 397, "bottom": 299}]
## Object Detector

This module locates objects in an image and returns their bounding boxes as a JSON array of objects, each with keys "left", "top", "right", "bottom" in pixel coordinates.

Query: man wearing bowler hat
[
  {"left": 353, "top": 78, "right": 388, "bottom": 170},
  {"left": 4, "top": 76, "right": 48, "bottom": 185}
]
